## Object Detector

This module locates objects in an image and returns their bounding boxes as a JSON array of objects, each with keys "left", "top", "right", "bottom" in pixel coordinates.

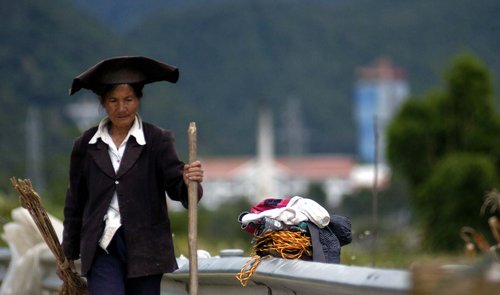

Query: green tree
[
  {"left": 416, "top": 153, "right": 496, "bottom": 251},
  {"left": 387, "top": 52, "right": 500, "bottom": 251}
]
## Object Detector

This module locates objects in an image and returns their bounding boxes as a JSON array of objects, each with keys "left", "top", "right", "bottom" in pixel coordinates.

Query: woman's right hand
[{"left": 183, "top": 160, "right": 204, "bottom": 185}]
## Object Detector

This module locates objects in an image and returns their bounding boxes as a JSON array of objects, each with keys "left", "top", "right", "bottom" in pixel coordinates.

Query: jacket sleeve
[
  {"left": 62, "top": 136, "right": 88, "bottom": 260},
  {"left": 158, "top": 129, "right": 202, "bottom": 209}
]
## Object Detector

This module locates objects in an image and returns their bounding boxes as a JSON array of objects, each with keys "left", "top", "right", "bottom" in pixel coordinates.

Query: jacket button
[{"left": 115, "top": 180, "right": 119, "bottom": 184}]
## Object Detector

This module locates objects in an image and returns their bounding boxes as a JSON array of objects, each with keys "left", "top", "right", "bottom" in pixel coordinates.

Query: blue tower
[{"left": 354, "top": 58, "right": 409, "bottom": 163}]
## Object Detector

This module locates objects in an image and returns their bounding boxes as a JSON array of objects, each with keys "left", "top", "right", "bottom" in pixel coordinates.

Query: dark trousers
[{"left": 87, "top": 228, "right": 163, "bottom": 295}]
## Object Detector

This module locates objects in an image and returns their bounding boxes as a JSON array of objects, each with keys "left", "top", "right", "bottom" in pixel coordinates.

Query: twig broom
[{"left": 10, "top": 177, "right": 87, "bottom": 295}]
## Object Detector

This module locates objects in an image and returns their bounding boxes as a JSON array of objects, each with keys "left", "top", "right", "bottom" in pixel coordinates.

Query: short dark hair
[{"left": 96, "top": 83, "right": 144, "bottom": 100}]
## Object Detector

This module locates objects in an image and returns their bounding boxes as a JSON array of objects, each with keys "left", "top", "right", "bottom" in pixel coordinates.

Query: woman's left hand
[{"left": 184, "top": 160, "right": 204, "bottom": 185}]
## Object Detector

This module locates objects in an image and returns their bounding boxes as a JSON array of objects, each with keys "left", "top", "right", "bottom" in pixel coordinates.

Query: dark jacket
[{"left": 62, "top": 121, "right": 202, "bottom": 278}]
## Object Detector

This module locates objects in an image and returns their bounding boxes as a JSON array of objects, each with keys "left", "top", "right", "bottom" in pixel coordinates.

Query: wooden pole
[
  {"left": 187, "top": 122, "right": 198, "bottom": 295},
  {"left": 371, "top": 115, "right": 379, "bottom": 267}
]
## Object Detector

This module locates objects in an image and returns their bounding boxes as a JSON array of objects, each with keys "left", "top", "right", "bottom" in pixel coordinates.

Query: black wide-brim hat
[{"left": 69, "top": 56, "right": 179, "bottom": 95}]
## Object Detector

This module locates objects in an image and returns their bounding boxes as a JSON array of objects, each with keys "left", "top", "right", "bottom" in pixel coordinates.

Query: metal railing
[{"left": 0, "top": 248, "right": 411, "bottom": 295}]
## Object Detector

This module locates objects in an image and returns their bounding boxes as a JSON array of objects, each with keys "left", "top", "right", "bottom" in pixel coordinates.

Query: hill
[
  {"left": 2, "top": 0, "right": 500, "bottom": 195},
  {"left": 69, "top": 0, "right": 201, "bottom": 33},
  {"left": 127, "top": 0, "right": 500, "bottom": 155},
  {"left": 0, "top": 0, "right": 137, "bottom": 194}
]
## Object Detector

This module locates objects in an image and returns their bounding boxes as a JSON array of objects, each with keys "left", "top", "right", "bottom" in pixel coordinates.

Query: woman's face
[{"left": 101, "top": 84, "right": 140, "bottom": 131}]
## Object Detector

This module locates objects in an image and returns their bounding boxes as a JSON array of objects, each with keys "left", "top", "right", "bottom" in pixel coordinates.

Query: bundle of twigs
[{"left": 10, "top": 177, "right": 87, "bottom": 295}]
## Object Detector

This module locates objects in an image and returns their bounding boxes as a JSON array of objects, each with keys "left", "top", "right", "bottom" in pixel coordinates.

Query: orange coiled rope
[
  {"left": 236, "top": 230, "right": 312, "bottom": 286},
  {"left": 235, "top": 255, "right": 262, "bottom": 287}
]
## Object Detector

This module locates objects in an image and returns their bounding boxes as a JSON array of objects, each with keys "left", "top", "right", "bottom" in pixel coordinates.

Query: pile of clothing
[{"left": 238, "top": 196, "right": 352, "bottom": 264}]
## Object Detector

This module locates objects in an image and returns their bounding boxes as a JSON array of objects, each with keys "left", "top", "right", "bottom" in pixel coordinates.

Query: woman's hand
[
  {"left": 56, "top": 259, "right": 77, "bottom": 280},
  {"left": 184, "top": 160, "right": 204, "bottom": 185}
]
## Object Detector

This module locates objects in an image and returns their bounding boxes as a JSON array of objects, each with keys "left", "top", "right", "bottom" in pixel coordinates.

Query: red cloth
[
  {"left": 250, "top": 198, "right": 290, "bottom": 213},
  {"left": 241, "top": 198, "right": 291, "bottom": 235}
]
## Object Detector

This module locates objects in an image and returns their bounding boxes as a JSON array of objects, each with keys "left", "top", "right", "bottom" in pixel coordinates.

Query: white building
[{"left": 199, "top": 107, "right": 390, "bottom": 209}]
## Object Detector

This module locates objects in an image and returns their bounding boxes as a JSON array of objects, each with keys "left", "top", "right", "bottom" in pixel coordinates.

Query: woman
[{"left": 61, "top": 56, "right": 204, "bottom": 294}]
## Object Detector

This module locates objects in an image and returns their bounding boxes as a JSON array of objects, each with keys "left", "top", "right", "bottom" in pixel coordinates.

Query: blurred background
[{"left": 1, "top": 0, "right": 500, "bottom": 268}]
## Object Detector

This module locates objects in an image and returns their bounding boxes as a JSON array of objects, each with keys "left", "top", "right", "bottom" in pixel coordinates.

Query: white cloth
[
  {"left": 89, "top": 115, "right": 146, "bottom": 251},
  {"left": 240, "top": 207, "right": 308, "bottom": 226},
  {"left": 240, "top": 196, "right": 330, "bottom": 228},
  {"left": 287, "top": 196, "right": 330, "bottom": 228}
]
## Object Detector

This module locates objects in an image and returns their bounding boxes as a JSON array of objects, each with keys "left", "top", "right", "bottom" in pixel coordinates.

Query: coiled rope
[{"left": 236, "top": 230, "right": 312, "bottom": 286}]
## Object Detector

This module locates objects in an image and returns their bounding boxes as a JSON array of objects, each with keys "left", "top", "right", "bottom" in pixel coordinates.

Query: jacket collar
[
  {"left": 88, "top": 137, "right": 145, "bottom": 179},
  {"left": 89, "top": 115, "right": 146, "bottom": 146},
  {"left": 87, "top": 117, "right": 146, "bottom": 179},
  {"left": 116, "top": 136, "right": 144, "bottom": 178}
]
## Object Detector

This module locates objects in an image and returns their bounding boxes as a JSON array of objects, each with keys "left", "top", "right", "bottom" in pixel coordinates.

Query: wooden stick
[{"left": 187, "top": 122, "right": 198, "bottom": 295}]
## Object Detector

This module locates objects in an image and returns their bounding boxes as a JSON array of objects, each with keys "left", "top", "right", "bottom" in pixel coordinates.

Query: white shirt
[{"left": 89, "top": 115, "right": 146, "bottom": 251}]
